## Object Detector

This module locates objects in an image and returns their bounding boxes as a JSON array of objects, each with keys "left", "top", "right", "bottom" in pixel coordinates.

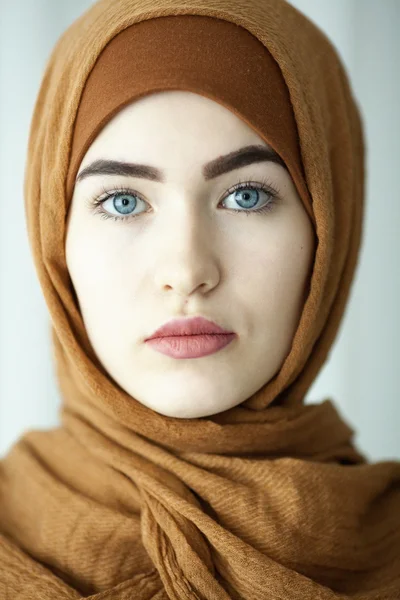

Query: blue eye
[
  {"left": 89, "top": 188, "right": 147, "bottom": 220},
  {"left": 224, "top": 187, "right": 263, "bottom": 211},
  {"left": 111, "top": 193, "right": 138, "bottom": 215},
  {"left": 88, "top": 176, "right": 280, "bottom": 222},
  {"left": 220, "top": 181, "right": 279, "bottom": 217}
]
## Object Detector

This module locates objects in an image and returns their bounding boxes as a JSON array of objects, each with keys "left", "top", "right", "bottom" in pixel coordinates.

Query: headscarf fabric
[{"left": 0, "top": 0, "right": 399, "bottom": 598}]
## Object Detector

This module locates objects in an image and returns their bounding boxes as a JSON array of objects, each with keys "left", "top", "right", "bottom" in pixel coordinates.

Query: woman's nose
[{"left": 152, "top": 210, "right": 221, "bottom": 298}]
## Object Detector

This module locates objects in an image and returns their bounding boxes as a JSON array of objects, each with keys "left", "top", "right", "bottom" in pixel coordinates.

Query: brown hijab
[{"left": 1, "top": 0, "right": 399, "bottom": 598}]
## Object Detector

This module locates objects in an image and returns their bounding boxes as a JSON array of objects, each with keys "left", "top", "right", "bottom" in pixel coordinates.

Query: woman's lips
[{"left": 145, "top": 333, "right": 236, "bottom": 358}]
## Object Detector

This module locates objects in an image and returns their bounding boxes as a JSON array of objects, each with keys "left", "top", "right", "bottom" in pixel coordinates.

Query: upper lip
[{"left": 145, "top": 316, "right": 234, "bottom": 340}]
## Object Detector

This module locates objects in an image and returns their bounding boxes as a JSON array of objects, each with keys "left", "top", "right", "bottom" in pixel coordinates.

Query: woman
[{"left": 0, "top": 0, "right": 399, "bottom": 598}]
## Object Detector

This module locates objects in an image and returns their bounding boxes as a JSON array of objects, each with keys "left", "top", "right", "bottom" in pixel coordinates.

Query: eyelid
[
  {"left": 86, "top": 172, "right": 282, "bottom": 220},
  {"left": 94, "top": 184, "right": 146, "bottom": 204},
  {"left": 222, "top": 175, "right": 280, "bottom": 200},
  {"left": 90, "top": 171, "right": 281, "bottom": 202}
]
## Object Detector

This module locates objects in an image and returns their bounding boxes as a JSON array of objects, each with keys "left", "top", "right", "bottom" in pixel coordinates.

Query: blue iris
[{"left": 113, "top": 193, "right": 137, "bottom": 215}]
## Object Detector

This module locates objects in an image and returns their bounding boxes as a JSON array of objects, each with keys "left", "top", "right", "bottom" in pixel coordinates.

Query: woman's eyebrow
[{"left": 75, "top": 144, "right": 287, "bottom": 185}]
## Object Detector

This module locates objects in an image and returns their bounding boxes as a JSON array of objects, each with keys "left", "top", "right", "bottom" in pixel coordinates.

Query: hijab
[{"left": 1, "top": 0, "right": 399, "bottom": 598}]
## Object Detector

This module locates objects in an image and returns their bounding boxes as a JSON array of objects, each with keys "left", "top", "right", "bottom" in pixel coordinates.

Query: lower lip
[{"left": 145, "top": 333, "right": 236, "bottom": 358}]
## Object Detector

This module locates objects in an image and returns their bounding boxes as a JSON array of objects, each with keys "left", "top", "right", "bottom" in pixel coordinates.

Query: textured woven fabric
[{"left": 1, "top": 0, "right": 399, "bottom": 598}]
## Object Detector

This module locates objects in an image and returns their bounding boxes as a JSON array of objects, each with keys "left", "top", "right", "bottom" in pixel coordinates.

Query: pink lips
[{"left": 144, "top": 316, "right": 236, "bottom": 359}]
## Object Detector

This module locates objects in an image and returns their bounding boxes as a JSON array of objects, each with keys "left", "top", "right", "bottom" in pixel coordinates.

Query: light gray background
[{"left": 0, "top": 0, "right": 399, "bottom": 460}]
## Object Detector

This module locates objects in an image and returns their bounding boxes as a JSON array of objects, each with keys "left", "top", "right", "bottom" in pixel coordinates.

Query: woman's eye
[
  {"left": 101, "top": 191, "right": 146, "bottom": 217},
  {"left": 91, "top": 179, "right": 278, "bottom": 221},
  {"left": 222, "top": 186, "right": 273, "bottom": 212}
]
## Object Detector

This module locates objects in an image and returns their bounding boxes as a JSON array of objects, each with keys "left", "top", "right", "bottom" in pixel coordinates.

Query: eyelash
[{"left": 86, "top": 175, "right": 280, "bottom": 223}]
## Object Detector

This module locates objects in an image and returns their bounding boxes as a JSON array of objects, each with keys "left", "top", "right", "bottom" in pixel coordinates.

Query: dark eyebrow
[{"left": 75, "top": 144, "right": 287, "bottom": 185}]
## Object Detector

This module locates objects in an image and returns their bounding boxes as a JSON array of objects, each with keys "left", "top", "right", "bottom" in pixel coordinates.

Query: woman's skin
[{"left": 66, "top": 90, "right": 316, "bottom": 418}]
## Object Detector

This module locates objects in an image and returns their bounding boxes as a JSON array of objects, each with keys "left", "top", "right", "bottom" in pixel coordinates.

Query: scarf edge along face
[{"left": 2, "top": 1, "right": 399, "bottom": 599}]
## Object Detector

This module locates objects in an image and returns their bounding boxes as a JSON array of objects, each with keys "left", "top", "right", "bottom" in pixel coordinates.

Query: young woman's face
[{"left": 66, "top": 90, "right": 315, "bottom": 418}]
